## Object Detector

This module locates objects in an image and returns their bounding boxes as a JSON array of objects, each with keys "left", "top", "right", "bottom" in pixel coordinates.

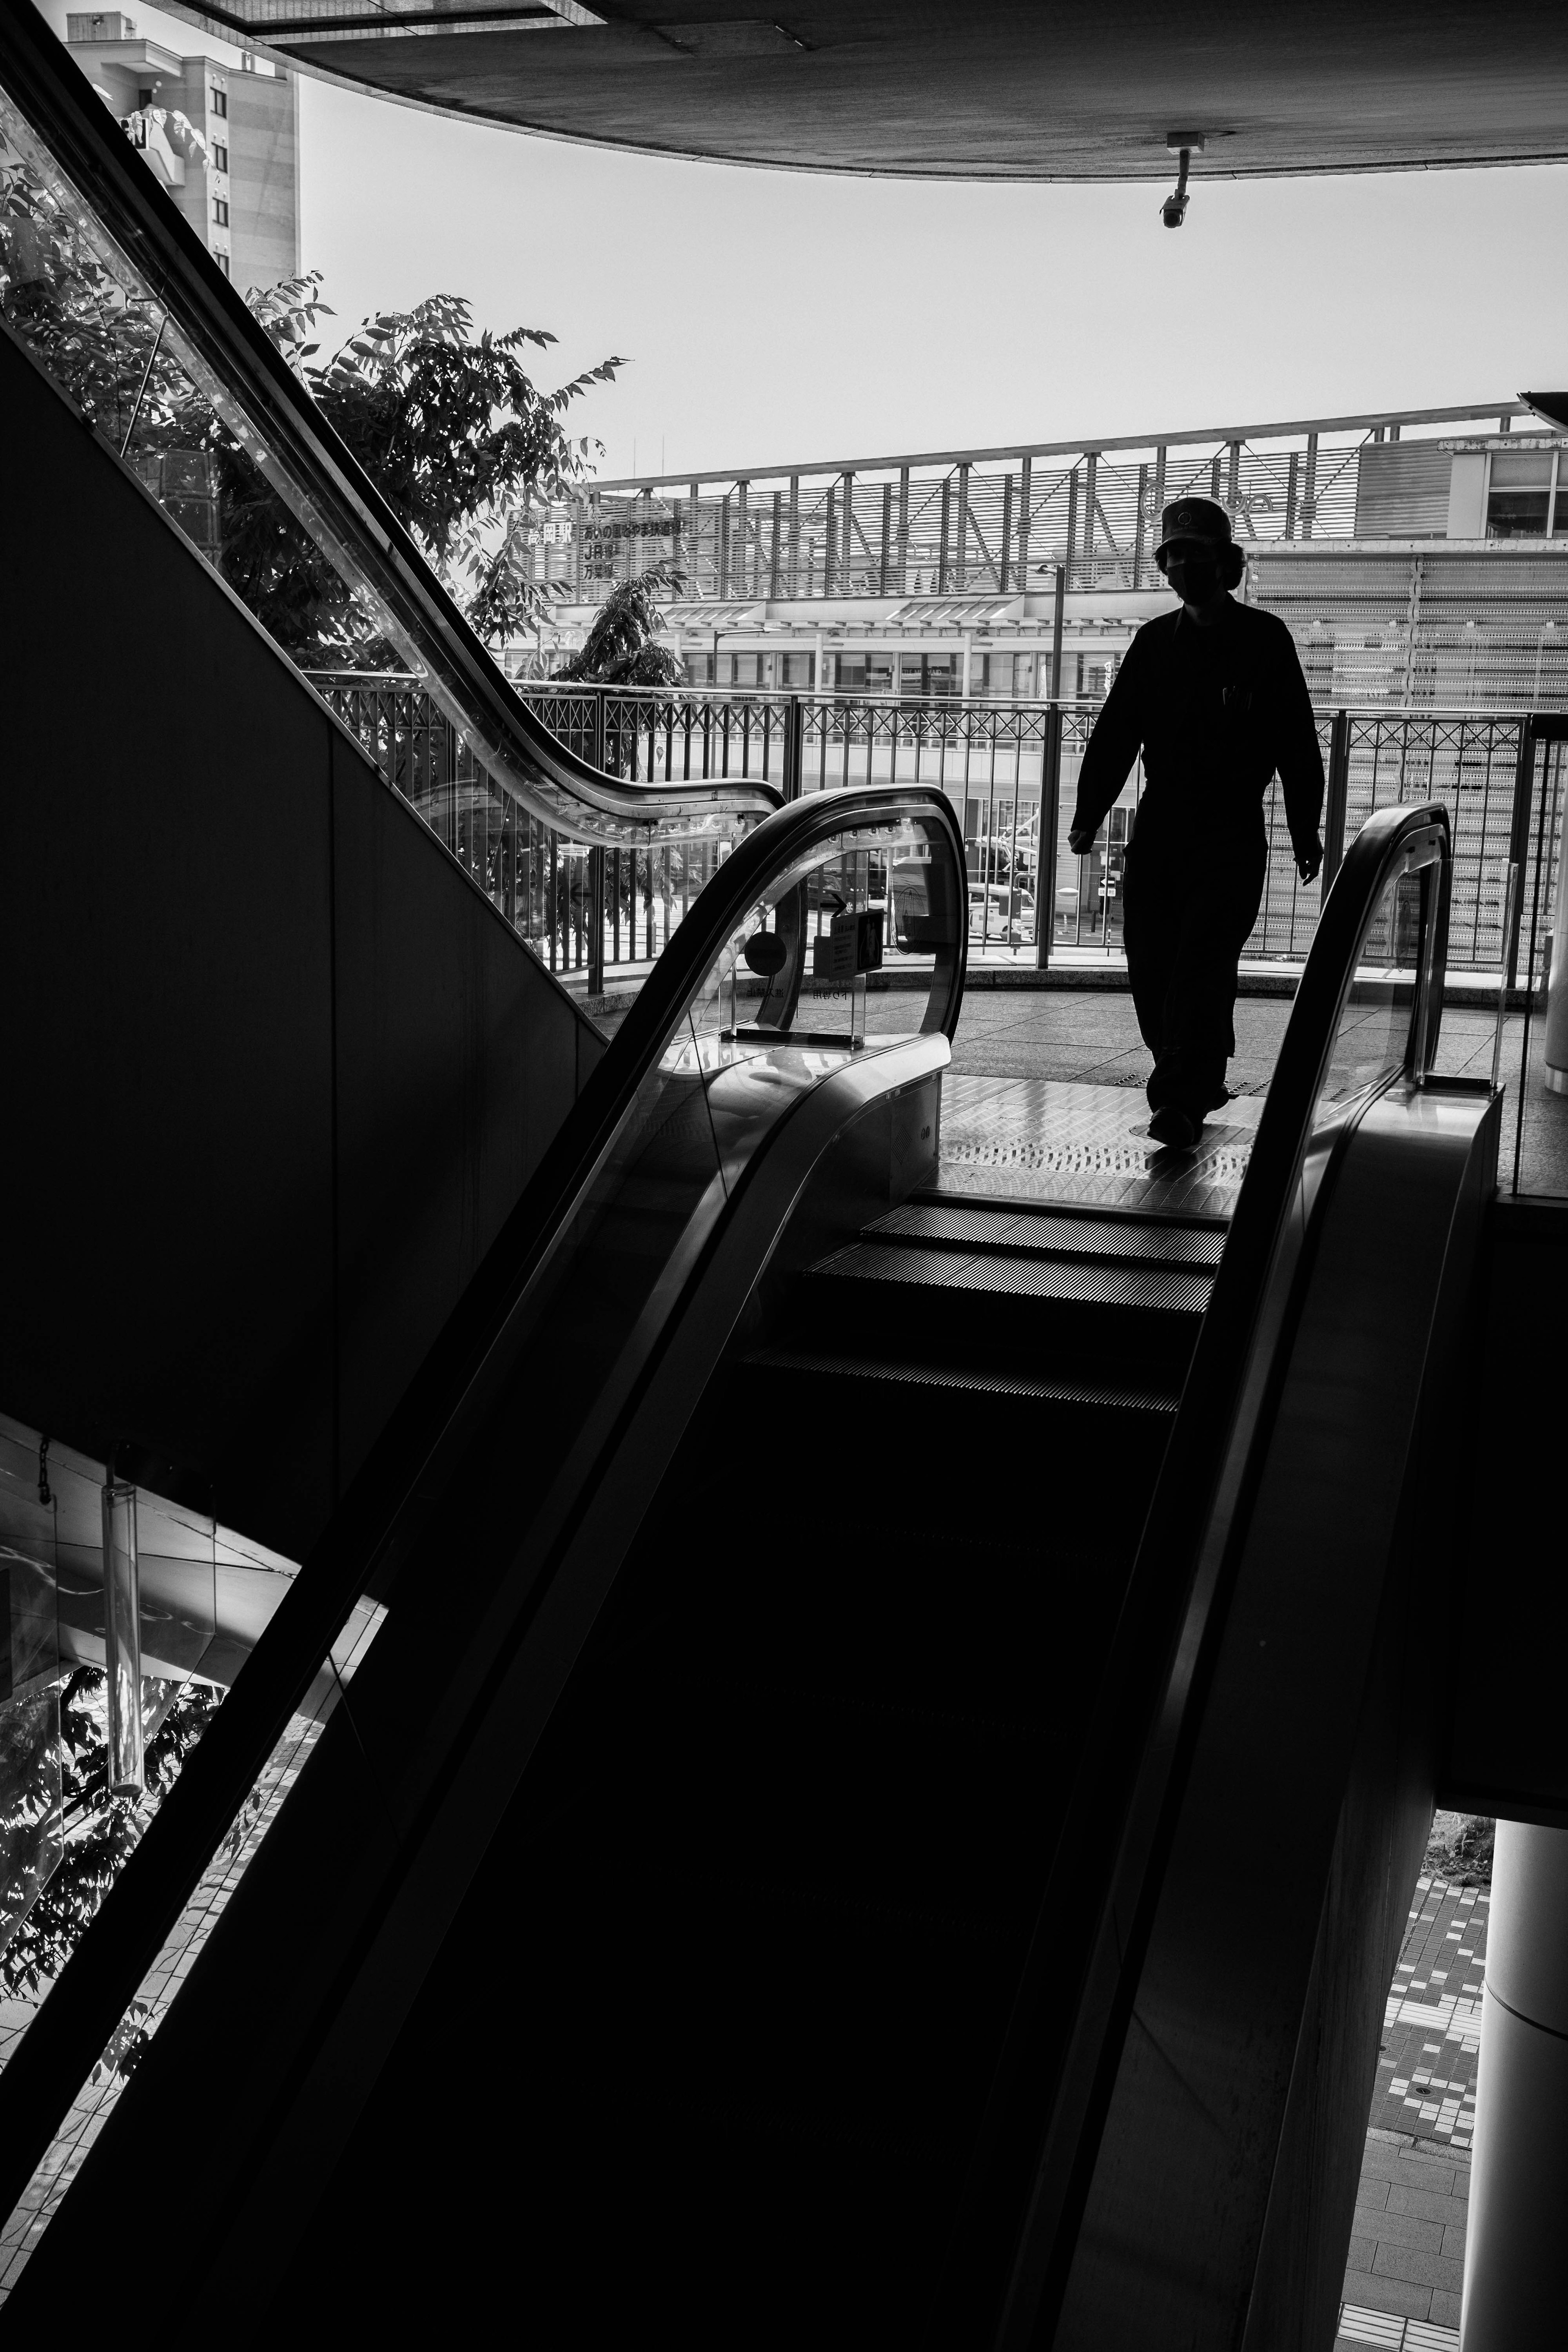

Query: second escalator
[{"left": 274, "top": 1181, "right": 1223, "bottom": 2341}]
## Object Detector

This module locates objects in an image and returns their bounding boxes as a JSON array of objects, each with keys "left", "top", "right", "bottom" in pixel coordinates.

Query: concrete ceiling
[{"left": 169, "top": 2, "right": 1568, "bottom": 180}]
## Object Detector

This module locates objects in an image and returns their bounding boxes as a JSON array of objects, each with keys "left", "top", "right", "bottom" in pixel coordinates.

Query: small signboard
[{"left": 811, "top": 907, "right": 884, "bottom": 980}]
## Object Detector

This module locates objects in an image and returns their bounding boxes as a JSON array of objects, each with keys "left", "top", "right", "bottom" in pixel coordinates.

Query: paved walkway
[
  {"left": 601, "top": 960, "right": 1568, "bottom": 1195},
  {"left": 1332, "top": 1865, "right": 1491, "bottom": 2347},
  {"left": 1338, "top": 2132, "right": 1468, "bottom": 2350}
]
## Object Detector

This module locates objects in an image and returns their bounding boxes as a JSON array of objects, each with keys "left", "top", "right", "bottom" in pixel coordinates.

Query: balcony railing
[
  {"left": 311, "top": 672, "right": 1567, "bottom": 1191},
  {"left": 311, "top": 676, "right": 1557, "bottom": 972}
]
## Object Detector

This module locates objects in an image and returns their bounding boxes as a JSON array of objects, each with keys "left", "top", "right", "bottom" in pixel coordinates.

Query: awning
[
  {"left": 882, "top": 593, "right": 1025, "bottom": 627},
  {"left": 663, "top": 601, "right": 767, "bottom": 630}
]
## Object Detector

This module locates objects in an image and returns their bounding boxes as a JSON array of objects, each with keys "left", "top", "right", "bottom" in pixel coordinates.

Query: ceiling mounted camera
[{"left": 1161, "top": 131, "right": 1205, "bottom": 229}]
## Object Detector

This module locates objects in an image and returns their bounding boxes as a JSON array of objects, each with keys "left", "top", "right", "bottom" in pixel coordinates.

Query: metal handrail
[
  {"left": 0, "top": 780, "right": 965, "bottom": 2236},
  {"left": 0, "top": 3, "right": 778, "bottom": 846},
  {"left": 937, "top": 798, "right": 1454, "bottom": 2345}
]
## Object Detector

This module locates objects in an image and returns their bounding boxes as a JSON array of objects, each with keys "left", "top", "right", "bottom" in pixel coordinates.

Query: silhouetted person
[{"left": 1069, "top": 497, "right": 1325, "bottom": 1149}]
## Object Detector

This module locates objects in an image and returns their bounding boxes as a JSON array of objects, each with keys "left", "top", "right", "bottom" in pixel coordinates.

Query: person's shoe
[{"left": 1148, "top": 1104, "right": 1198, "bottom": 1150}]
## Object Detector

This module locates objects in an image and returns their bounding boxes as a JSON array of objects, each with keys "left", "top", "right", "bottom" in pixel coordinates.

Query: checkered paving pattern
[
  {"left": 1374, "top": 1875, "right": 1488, "bottom": 2149},
  {"left": 937, "top": 1076, "right": 1261, "bottom": 1218}
]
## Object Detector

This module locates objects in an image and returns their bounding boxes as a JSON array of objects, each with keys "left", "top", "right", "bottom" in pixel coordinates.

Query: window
[
  {"left": 212, "top": 198, "right": 229, "bottom": 225},
  {"left": 215, "top": 252, "right": 230, "bottom": 277},
  {"left": 780, "top": 652, "right": 814, "bottom": 688},
  {"left": 212, "top": 142, "right": 228, "bottom": 172},
  {"left": 1486, "top": 449, "right": 1559, "bottom": 539},
  {"left": 209, "top": 85, "right": 227, "bottom": 117}
]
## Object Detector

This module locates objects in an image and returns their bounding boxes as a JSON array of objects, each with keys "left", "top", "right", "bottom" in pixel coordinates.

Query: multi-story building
[
  {"left": 64, "top": 11, "right": 298, "bottom": 290},
  {"left": 517, "top": 400, "right": 1568, "bottom": 712}
]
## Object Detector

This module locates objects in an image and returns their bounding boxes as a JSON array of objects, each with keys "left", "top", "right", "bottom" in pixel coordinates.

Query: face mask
[{"left": 1166, "top": 551, "right": 1221, "bottom": 605}]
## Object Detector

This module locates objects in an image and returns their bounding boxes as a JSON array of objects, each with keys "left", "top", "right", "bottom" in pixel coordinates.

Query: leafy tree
[
  {"left": 0, "top": 137, "right": 626, "bottom": 664},
  {"left": 1, "top": 1672, "right": 221, "bottom": 2047},
  {"left": 552, "top": 565, "right": 686, "bottom": 686},
  {"left": 232, "top": 274, "right": 626, "bottom": 662},
  {"left": 0, "top": 144, "right": 179, "bottom": 452}
]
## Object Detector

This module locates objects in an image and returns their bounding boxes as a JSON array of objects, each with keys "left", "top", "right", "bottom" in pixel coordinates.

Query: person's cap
[{"left": 1156, "top": 496, "right": 1233, "bottom": 554}]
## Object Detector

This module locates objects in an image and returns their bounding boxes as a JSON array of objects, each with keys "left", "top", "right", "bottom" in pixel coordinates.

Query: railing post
[
  {"left": 1322, "top": 708, "right": 1352, "bottom": 893},
  {"left": 592, "top": 688, "right": 606, "bottom": 775},
  {"left": 782, "top": 693, "right": 803, "bottom": 802},
  {"left": 1034, "top": 702, "right": 1064, "bottom": 972},
  {"left": 1506, "top": 717, "right": 1539, "bottom": 989},
  {"left": 1049, "top": 564, "right": 1066, "bottom": 700},
  {"left": 587, "top": 846, "right": 604, "bottom": 996}
]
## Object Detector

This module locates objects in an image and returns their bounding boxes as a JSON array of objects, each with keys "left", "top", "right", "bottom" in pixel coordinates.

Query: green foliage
[
  {"left": 0, "top": 130, "right": 626, "bottom": 663},
  {"left": 0, "top": 1671, "right": 222, "bottom": 2007},
  {"left": 552, "top": 566, "right": 686, "bottom": 686},
  {"left": 231, "top": 273, "right": 626, "bottom": 660},
  {"left": 0, "top": 141, "right": 183, "bottom": 452}
]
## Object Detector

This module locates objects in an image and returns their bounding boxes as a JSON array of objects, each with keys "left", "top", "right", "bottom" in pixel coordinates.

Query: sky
[{"left": 47, "top": 2, "right": 1568, "bottom": 483}]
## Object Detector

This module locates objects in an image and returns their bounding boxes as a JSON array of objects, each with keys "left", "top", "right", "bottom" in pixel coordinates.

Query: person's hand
[
  {"left": 1068, "top": 826, "right": 1096, "bottom": 855},
  {"left": 1296, "top": 835, "right": 1324, "bottom": 886}
]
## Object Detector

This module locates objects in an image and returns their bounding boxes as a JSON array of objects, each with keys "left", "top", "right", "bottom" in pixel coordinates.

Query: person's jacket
[{"left": 1069, "top": 598, "right": 1324, "bottom": 862}]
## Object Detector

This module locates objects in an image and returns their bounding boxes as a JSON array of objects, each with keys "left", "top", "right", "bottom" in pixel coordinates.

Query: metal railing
[{"left": 313, "top": 677, "right": 1565, "bottom": 992}]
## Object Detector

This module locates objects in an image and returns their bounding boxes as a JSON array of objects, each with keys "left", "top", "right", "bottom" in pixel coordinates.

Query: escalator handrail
[
  {"left": 962, "top": 797, "right": 1454, "bottom": 2345},
  {"left": 0, "top": 2, "right": 779, "bottom": 842},
  {"left": 0, "top": 780, "right": 964, "bottom": 2234}
]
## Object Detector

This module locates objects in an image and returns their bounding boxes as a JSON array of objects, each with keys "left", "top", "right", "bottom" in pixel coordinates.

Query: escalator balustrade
[{"left": 308, "top": 1196, "right": 1227, "bottom": 2339}]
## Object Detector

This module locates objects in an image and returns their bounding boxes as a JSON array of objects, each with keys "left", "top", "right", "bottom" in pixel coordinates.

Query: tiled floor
[
  {"left": 1337, "top": 2132, "right": 1468, "bottom": 2347},
  {"left": 1333, "top": 1867, "right": 1490, "bottom": 2343},
  {"left": 1373, "top": 1874, "right": 1488, "bottom": 2149}
]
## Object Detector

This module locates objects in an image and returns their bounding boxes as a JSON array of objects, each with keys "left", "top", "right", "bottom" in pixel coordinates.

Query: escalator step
[
  {"left": 869, "top": 1200, "right": 1227, "bottom": 1267},
  {"left": 808, "top": 1240, "right": 1212, "bottom": 1318},
  {"left": 915, "top": 1182, "right": 1231, "bottom": 1232},
  {"left": 739, "top": 1344, "right": 1178, "bottom": 1416}
]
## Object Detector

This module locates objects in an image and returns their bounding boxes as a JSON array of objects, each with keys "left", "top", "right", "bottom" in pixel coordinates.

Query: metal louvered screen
[
  {"left": 1253, "top": 550, "right": 1568, "bottom": 712},
  {"left": 550, "top": 410, "right": 1523, "bottom": 606}
]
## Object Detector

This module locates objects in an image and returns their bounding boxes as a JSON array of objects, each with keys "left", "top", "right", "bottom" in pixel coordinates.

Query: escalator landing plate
[{"left": 937, "top": 1076, "right": 1263, "bottom": 1218}]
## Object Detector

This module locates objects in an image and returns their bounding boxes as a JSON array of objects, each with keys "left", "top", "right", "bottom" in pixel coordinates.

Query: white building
[{"left": 65, "top": 11, "right": 298, "bottom": 291}]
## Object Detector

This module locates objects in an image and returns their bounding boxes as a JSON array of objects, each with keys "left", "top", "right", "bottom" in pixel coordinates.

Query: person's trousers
[{"left": 1122, "top": 835, "right": 1268, "bottom": 1120}]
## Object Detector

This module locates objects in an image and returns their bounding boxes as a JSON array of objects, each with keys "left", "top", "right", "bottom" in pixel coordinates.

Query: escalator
[
  {"left": 0, "top": 2, "right": 779, "bottom": 854},
  {"left": 0, "top": 774, "right": 1499, "bottom": 2348}
]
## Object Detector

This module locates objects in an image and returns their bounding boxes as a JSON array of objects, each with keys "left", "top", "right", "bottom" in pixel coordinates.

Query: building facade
[
  {"left": 65, "top": 11, "right": 298, "bottom": 290},
  {"left": 515, "top": 403, "right": 1568, "bottom": 713}
]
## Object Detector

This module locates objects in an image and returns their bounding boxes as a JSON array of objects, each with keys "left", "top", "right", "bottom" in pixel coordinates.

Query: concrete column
[{"left": 1461, "top": 1821, "right": 1568, "bottom": 2347}]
